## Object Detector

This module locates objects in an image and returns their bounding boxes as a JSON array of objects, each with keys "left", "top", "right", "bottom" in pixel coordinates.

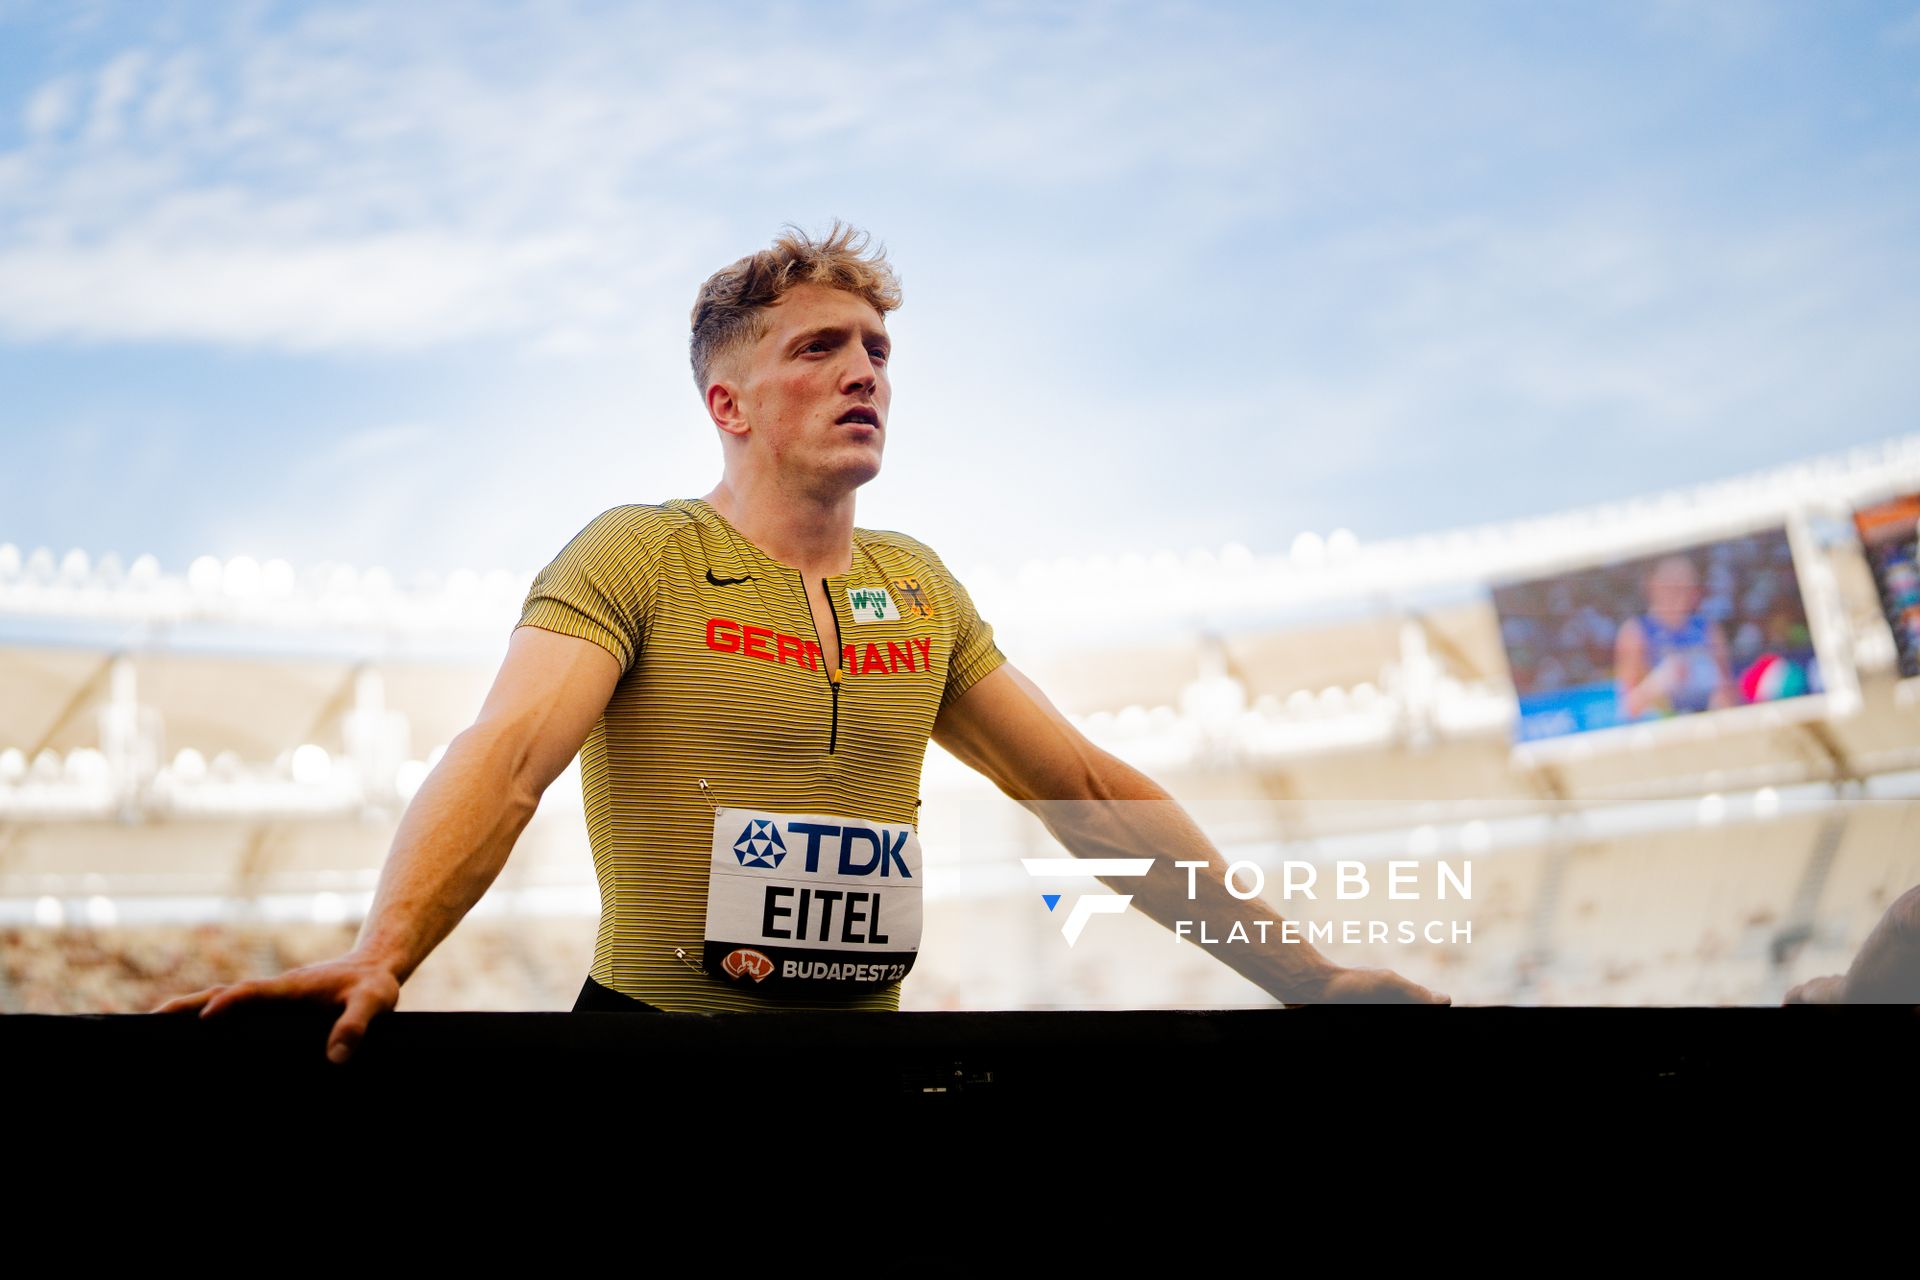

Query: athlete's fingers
[
  {"left": 325, "top": 989, "right": 389, "bottom": 1065},
  {"left": 1320, "top": 967, "right": 1451, "bottom": 1004},
  {"left": 1783, "top": 974, "right": 1846, "bottom": 1004},
  {"left": 153, "top": 987, "right": 219, "bottom": 1014},
  {"left": 1393, "top": 976, "right": 1443, "bottom": 1003},
  {"left": 198, "top": 981, "right": 259, "bottom": 1018},
  {"left": 199, "top": 974, "right": 310, "bottom": 1018}
]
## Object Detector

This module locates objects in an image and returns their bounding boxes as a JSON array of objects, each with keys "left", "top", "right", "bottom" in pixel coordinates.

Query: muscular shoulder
[
  {"left": 857, "top": 525, "right": 959, "bottom": 576},
  {"left": 565, "top": 502, "right": 699, "bottom": 565},
  {"left": 528, "top": 501, "right": 701, "bottom": 607},
  {"left": 597, "top": 501, "right": 697, "bottom": 542}
]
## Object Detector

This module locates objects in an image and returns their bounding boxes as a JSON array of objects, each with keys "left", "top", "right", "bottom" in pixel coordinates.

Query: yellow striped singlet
[{"left": 515, "top": 498, "right": 1006, "bottom": 1012}]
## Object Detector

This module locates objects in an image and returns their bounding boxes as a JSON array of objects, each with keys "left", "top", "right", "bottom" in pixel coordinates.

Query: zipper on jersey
[
  {"left": 786, "top": 568, "right": 847, "bottom": 756},
  {"left": 822, "top": 577, "right": 844, "bottom": 754}
]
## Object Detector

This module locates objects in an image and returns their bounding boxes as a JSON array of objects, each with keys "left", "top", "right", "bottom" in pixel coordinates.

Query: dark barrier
[
  {"left": 9, "top": 1005, "right": 1915, "bottom": 1109},
  {"left": 8, "top": 1007, "right": 1913, "bottom": 1243}
]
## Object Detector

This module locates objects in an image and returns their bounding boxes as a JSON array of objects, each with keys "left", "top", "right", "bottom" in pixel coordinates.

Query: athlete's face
[
  {"left": 1646, "top": 558, "right": 1701, "bottom": 627},
  {"left": 724, "top": 282, "right": 891, "bottom": 492}
]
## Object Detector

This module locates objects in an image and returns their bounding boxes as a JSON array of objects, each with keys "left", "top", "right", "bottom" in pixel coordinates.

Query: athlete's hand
[
  {"left": 1289, "top": 965, "right": 1451, "bottom": 1006},
  {"left": 152, "top": 955, "right": 402, "bottom": 1064},
  {"left": 1782, "top": 974, "right": 1849, "bottom": 1004},
  {"left": 1637, "top": 655, "right": 1682, "bottom": 700}
]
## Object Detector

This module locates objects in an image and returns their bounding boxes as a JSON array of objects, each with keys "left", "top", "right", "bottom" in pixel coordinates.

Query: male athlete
[{"left": 158, "top": 224, "right": 1448, "bottom": 1059}]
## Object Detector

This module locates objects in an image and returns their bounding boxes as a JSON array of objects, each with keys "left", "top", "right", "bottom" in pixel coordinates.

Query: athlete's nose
[{"left": 841, "top": 349, "right": 880, "bottom": 394}]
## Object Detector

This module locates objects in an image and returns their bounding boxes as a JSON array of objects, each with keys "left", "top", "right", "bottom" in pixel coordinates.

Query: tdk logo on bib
[
  {"left": 729, "top": 818, "right": 913, "bottom": 877},
  {"left": 732, "top": 819, "right": 788, "bottom": 869}
]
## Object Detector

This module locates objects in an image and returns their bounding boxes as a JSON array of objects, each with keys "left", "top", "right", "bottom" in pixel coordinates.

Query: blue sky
[{"left": 2, "top": 0, "right": 1918, "bottom": 585}]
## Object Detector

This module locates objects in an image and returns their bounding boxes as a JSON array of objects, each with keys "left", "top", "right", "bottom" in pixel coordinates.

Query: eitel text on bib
[{"left": 703, "top": 805, "right": 922, "bottom": 994}]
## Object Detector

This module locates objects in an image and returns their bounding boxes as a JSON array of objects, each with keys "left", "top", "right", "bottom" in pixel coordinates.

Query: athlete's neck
[{"left": 701, "top": 478, "right": 856, "bottom": 579}]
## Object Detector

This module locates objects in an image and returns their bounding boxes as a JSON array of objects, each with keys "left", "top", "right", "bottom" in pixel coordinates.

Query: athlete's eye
[{"left": 869, "top": 347, "right": 889, "bottom": 363}]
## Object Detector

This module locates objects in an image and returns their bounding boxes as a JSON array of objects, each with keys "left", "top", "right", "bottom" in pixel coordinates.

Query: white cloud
[
  {"left": 0, "top": 1, "right": 1450, "bottom": 353},
  {"left": 83, "top": 49, "right": 147, "bottom": 144},
  {"left": 0, "top": 230, "right": 607, "bottom": 348},
  {"left": 23, "top": 74, "right": 75, "bottom": 137},
  {"left": 3, "top": 0, "right": 1919, "bottom": 574}
]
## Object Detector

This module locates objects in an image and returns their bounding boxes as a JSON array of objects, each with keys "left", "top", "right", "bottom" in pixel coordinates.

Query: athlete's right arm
[{"left": 151, "top": 624, "right": 623, "bottom": 1063}]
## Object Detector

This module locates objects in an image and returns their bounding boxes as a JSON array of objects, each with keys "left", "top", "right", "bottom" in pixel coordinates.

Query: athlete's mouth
[{"left": 836, "top": 406, "right": 881, "bottom": 428}]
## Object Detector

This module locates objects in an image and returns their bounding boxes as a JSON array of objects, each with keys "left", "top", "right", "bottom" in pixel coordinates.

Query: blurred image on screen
[
  {"left": 1492, "top": 527, "right": 1822, "bottom": 743},
  {"left": 1852, "top": 494, "right": 1920, "bottom": 680}
]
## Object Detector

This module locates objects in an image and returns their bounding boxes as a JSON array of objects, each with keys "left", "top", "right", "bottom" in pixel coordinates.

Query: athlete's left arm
[{"left": 931, "top": 663, "right": 1450, "bottom": 1006}]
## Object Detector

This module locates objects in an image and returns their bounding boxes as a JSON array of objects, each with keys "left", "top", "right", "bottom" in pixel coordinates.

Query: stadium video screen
[
  {"left": 1852, "top": 493, "right": 1920, "bottom": 680},
  {"left": 1492, "top": 527, "right": 1822, "bottom": 743}
]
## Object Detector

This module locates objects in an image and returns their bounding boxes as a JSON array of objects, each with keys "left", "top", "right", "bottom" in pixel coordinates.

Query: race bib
[{"left": 703, "top": 805, "right": 922, "bottom": 994}]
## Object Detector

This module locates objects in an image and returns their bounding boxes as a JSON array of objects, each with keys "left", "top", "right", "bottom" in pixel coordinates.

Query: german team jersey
[{"left": 514, "top": 498, "right": 1006, "bottom": 1012}]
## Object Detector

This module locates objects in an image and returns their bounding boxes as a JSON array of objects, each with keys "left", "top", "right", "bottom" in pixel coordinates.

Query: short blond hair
[{"left": 689, "top": 221, "right": 903, "bottom": 391}]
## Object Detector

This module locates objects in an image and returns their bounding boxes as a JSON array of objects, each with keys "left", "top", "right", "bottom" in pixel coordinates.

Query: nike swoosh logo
[{"left": 706, "top": 569, "right": 756, "bottom": 587}]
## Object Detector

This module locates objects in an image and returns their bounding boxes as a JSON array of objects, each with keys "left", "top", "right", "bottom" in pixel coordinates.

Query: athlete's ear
[{"left": 706, "top": 376, "right": 750, "bottom": 441}]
